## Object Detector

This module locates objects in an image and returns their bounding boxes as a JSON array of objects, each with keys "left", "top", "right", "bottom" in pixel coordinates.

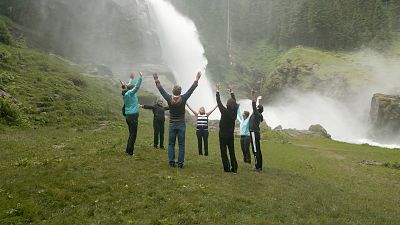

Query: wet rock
[
  {"left": 370, "top": 93, "right": 400, "bottom": 137},
  {"left": 273, "top": 125, "right": 283, "bottom": 131},
  {"left": 308, "top": 124, "right": 331, "bottom": 139}
]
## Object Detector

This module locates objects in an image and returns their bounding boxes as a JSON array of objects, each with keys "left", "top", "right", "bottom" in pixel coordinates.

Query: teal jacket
[
  {"left": 237, "top": 107, "right": 250, "bottom": 136},
  {"left": 123, "top": 76, "right": 142, "bottom": 115}
]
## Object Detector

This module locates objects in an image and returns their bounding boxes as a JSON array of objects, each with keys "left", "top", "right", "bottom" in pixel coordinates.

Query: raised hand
[
  {"left": 227, "top": 83, "right": 233, "bottom": 93},
  {"left": 216, "top": 83, "right": 221, "bottom": 92},
  {"left": 139, "top": 72, "right": 143, "bottom": 77},
  {"left": 251, "top": 88, "right": 256, "bottom": 95},
  {"left": 196, "top": 71, "right": 202, "bottom": 81},
  {"left": 153, "top": 73, "right": 159, "bottom": 81}
]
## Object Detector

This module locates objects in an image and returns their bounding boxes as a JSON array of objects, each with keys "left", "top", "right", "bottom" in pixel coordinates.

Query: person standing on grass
[
  {"left": 186, "top": 104, "right": 218, "bottom": 156},
  {"left": 141, "top": 99, "right": 169, "bottom": 149},
  {"left": 249, "top": 89, "right": 264, "bottom": 172},
  {"left": 216, "top": 83, "right": 239, "bottom": 173},
  {"left": 153, "top": 71, "right": 201, "bottom": 168},
  {"left": 237, "top": 107, "right": 251, "bottom": 164},
  {"left": 121, "top": 72, "right": 143, "bottom": 156}
]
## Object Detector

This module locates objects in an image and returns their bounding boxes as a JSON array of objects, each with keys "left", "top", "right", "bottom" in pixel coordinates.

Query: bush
[
  {"left": 0, "top": 97, "right": 23, "bottom": 125},
  {"left": 0, "top": 19, "right": 12, "bottom": 45}
]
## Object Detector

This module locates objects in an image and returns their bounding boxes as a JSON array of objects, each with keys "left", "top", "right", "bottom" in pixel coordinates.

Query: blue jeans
[{"left": 168, "top": 123, "right": 186, "bottom": 165}]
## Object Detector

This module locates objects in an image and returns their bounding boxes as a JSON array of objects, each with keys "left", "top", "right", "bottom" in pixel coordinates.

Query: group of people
[{"left": 120, "top": 71, "right": 264, "bottom": 173}]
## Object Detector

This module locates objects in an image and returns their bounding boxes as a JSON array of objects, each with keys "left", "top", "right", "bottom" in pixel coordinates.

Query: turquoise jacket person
[
  {"left": 123, "top": 76, "right": 142, "bottom": 115},
  {"left": 237, "top": 107, "right": 250, "bottom": 136}
]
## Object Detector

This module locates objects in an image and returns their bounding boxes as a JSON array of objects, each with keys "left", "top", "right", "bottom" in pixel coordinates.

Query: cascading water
[{"left": 148, "top": 0, "right": 218, "bottom": 118}]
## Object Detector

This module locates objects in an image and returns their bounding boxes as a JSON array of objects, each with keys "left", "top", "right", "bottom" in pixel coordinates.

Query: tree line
[{"left": 172, "top": 0, "right": 400, "bottom": 51}]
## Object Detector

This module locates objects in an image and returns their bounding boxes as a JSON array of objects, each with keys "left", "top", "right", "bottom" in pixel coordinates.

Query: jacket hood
[{"left": 171, "top": 95, "right": 182, "bottom": 106}]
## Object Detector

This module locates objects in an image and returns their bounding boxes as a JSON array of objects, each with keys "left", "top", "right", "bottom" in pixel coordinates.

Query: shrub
[
  {"left": 0, "top": 97, "right": 22, "bottom": 125},
  {"left": 0, "top": 19, "right": 12, "bottom": 45}
]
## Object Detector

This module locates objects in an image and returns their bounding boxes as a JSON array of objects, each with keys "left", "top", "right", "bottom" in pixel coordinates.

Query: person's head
[
  {"left": 156, "top": 99, "right": 163, "bottom": 106},
  {"left": 172, "top": 85, "right": 182, "bottom": 96},
  {"left": 199, "top": 107, "right": 205, "bottom": 115},
  {"left": 257, "top": 105, "right": 264, "bottom": 114},
  {"left": 243, "top": 111, "right": 250, "bottom": 120},
  {"left": 129, "top": 72, "right": 135, "bottom": 80},
  {"left": 226, "top": 98, "right": 237, "bottom": 112}
]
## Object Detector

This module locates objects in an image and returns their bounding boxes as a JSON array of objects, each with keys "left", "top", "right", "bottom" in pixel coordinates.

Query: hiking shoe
[
  {"left": 252, "top": 167, "right": 262, "bottom": 172},
  {"left": 169, "top": 163, "right": 176, "bottom": 168},
  {"left": 178, "top": 164, "right": 184, "bottom": 169}
]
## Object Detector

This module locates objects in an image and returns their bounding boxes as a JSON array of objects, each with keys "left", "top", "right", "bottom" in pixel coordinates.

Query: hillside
[
  {"left": 1, "top": 15, "right": 400, "bottom": 225},
  {"left": 0, "top": 16, "right": 122, "bottom": 127}
]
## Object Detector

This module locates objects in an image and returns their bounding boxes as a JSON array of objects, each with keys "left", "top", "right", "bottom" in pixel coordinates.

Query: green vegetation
[
  {"left": 1, "top": 10, "right": 400, "bottom": 225},
  {"left": 0, "top": 42, "right": 121, "bottom": 127},
  {"left": 1, "top": 123, "right": 400, "bottom": 224}
]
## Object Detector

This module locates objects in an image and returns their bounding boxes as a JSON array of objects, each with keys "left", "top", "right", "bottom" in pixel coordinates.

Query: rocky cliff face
[
  {"left": 0, "top": 0, "right": 161, "bottom": 75},
  {"left": 370, "top": 93, "right": 400, "bottom": 142}
]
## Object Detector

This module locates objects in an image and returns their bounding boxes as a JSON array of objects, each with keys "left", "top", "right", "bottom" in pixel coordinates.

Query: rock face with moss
[{"left": 370, "top": 93, "right": 400, "bottom": 141}]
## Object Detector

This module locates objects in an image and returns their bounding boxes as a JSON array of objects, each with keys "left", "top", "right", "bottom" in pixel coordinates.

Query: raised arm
[
  {"left": 186, "top": 104, "right": 198, "bottom": 116},
  {"left": 206, "top": 105, "right": 218, "bottom": 116},
  {"left": 182, "top": 71, "right": 201, "bottom": 101},
  {"left": 142, "top": 105, "right": 155, "bottom": 110},
  {"left": 237, "top": 106, "right": 243, "bottom": 123},
  {"left": 227, "top": 83, "right": 237, "bottom": 102},
  {"left": 153, "top": 73, "right": 171, "bottom": 102},
  {"left": 216, "top": 83, "right": 227, "bottom": 113},
  {"left": 251, "top": 89, "right": 258, "bottom": 113},
  {"left": 127, "top": 72, "right": 143, "bottom": 96}
]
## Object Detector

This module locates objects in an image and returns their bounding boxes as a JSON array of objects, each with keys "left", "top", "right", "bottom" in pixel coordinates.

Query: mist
[{"left": 251, "top": 50, "right": 400, "bottom": 149}]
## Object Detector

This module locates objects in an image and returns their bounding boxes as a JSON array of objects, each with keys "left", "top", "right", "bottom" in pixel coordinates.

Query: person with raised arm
[
  {"left": 141, "top": 99, "right": 169, "bottom": 149},
  {"left": 120, "top": 72, "right": 143, "bottom": 156},
  {"left": 237, "top": 106, "right": 251, "bottom": 164},
  {"left": 186, "top": 104, "right": 218, "bottom": 156},
  {"left": 216, "top": 83, "right": 239, "bottom": 173},
  {"left": 153, "top": 72, "right": 201, "bottom": 168},
  {"left": 249, "top": 89, "right": 264, "bottom": 172}
]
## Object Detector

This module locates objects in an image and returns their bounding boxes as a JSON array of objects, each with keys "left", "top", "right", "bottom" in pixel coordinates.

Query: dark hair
[
  {"left": 243, "top": 111, "right": 250, "bottom": 118},
  {"left": 226, "top": 98, "right": 237, "bottom": 112},
  {"left": 257, "top": 105, "right": 264, "bottom": 113},
  {"left": 172, "top": 85, "right": 182, "bottom": 96}
]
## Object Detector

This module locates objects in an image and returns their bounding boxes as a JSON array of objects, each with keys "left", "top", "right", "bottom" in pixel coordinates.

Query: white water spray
[
  {"left": 148, "top": 0, "right": 217, "bottom": 118},
  {"left": 238, "top": 50, "right": 400, "bottom": 149}
]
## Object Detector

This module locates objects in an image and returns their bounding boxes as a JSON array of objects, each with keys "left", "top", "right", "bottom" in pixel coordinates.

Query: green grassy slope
[{"left": 1, "top": 124, "right": 400, "bottom": 225}]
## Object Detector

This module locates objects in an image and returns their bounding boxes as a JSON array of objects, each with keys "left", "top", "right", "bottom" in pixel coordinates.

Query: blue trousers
[{"left": 168, "top": 123, "right": 186, "bottom": 165}]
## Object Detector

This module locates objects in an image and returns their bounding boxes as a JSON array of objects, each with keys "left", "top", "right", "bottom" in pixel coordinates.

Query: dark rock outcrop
[
  {"left": 309, "top": 124, "right": 331, "bottom": 139},
  {"left": 369, "top": 93, "right": 400, "bottom": 141}
]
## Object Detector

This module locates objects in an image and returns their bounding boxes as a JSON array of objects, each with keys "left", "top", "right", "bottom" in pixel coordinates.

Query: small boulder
[
  {"left": 308, "top": 124, "right": 331, "bottom": 139},
  {"left": 273, "top": 125, "right": 283, "bottom": 131}
]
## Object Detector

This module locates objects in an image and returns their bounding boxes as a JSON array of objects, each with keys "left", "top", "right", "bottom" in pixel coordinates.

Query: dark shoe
[
  {"left": 160, "top": 146, "right": 165, "bottom": 150},
  {"left": 252, "top": 167, "right": 262, "bottom": 172},
  {"left": 178, "top": 164, "right": 184, "bottom": 169},
  {"left": 169, "top": 163, "right": 176, "bottom": 168},
  {"left": 154, "top": 146, "right": 159, "bottom": 149}
]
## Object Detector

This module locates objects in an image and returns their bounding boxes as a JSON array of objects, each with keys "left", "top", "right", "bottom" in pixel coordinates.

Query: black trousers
[
  {"left": 125, "top": 114, "right": 139, "bottom": 155},
  {"left": 219, "top": 136, "right": 238, "bottom": 172},
  {"left": 153, "top": 119, "right": 165, "bottom": 148},
  {"left": 240, "top": 136, "right": 251, "bottom": 163},
  {"left": 196, "top": 128, "right": 209, "bottom": 155},
  {"left": 250, "top": 131, "right": 263, "bottom": 169}
]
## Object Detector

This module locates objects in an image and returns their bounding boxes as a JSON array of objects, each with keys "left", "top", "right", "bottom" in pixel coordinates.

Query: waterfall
[{"left": 148, "top": 0, "right": 218, "bottom": 119}]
